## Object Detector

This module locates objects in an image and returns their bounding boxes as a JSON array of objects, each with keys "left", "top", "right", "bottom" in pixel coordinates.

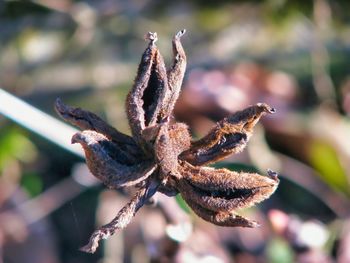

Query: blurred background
[{"left": 1, "top": 0, "right": 350, "bottom": 262}]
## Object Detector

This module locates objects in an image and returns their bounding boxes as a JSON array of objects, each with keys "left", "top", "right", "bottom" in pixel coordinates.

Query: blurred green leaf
[
  {"left": 0, "top": 127, "right": 38, "bottom": 171},
  {"left": 308, "top": 140, "right": 350, "bottom": 196},
  {"left": 266, "top": 237, "right": 294, "bottom": 263},
  {"left": 196, "top": 7, "right": 231, "bottom": 32},
  {"left": 21, "top": 171, "right": 43, "bottom": 197}
]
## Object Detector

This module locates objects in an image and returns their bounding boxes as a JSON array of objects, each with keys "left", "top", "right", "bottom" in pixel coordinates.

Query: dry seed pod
[{"left": 55, "top": 30, "right": 279, "bottom": 254}]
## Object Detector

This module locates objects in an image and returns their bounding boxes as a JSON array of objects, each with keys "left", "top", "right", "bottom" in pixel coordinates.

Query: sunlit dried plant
[{"left": 55, "top": 30, "right": 279, "bottom": 254}]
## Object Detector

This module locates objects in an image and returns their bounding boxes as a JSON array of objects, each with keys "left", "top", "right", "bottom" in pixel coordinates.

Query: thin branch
[{"left": 0, "top": 88, "right": 84, "bottom": 157}]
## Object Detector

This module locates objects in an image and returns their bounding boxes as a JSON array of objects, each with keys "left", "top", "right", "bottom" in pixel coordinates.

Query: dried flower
[{"left": 55, "top": 30, "right": 279, "bottom": 253}]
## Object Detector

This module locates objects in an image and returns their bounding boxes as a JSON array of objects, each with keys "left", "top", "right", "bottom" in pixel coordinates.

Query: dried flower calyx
[{"left": 55, "top": 29, "right": 279, "bottom": 254}]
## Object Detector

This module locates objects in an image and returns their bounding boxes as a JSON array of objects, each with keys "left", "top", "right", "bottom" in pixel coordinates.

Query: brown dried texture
[
  {"left": 163, "top": 29, "right": 187, "bottom": 118},
  {"left": 126, "top": 32, "right": 170, "bottom": 146},
  {"left": 55, "top": 30, "right": 279, "bottom": 254},
  {"left": 177, "top": 162, "right": 278, "bottom": 213},
  {"left": 155, "top": 122, "right": 191, "bottom": 180},
  {"left": 180, "top": 103, "right": 276, "bottom": 166},
  {"left": 80, "top": 179, "right": 160, "bottom": 253},
  {"left": 55, "top": 98, "right": 140, "bottom": 161},
  {"left": 187, "top": 202, "right": 259, "bottom": 227},
  {"left": 71, "top": 131, "right": 156, "bottom": 188},
  {"left": 55, "top": 98, "right": 135, "bottom": 146}
]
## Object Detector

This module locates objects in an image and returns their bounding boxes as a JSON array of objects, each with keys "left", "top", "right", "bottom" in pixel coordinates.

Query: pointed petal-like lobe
[
  {"left": 180, "top": 103, "right": 275, "bottom": 165},
  {"left": 162, "top": 29, "right": 187, "bottom": 118},
  {"left": 72, "top": 130, "right": 156, "bottom": 188},
  {"left": 126, "top": 32, "right": 169, "bottom": 145},
  {"left": 55, "top": 98, "right": 135, "bottom": 145},
  {"left": 186, "top": 201, "right": 260, "bottom": 228},
  {"left": 178, "top": 162, "right": 279, "bottom": 212}
]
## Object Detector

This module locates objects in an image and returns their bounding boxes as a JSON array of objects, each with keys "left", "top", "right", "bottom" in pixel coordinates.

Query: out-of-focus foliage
[
  {"left": 0, "top": 128, "right": 37, "bottom": 171},
  {"left": 309, "top": 140, "right": 350, "bottom": 196},
  {"left": 1, "top": 0, "right": 350, "bottom": 262},
  {"left": 266, "top": 237, "right": 294, "bottom": 263}
]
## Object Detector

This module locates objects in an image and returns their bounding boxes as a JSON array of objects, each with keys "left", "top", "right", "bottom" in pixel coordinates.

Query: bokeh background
[{"left": 1, "top": 0, "right": 350, "bottom": 262}]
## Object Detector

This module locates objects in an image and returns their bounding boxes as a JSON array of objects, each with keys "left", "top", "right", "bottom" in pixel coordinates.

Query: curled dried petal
[
  {"left": 178, "top": 162, "right": 279, "bottom": 212},
  {"left": 55, "top": 98, "right": 135, "bottom": 145},
  {"left": 161, "top": 29, "right": 187, "bottom": 118},
  {"left": 72, "top": 130, "right": 156, "bottom": 188},
  {"left": 180, "top": 103, "right": 275, "bottom": 165},
  {"left": 186, "top": 202, "right": 259, "bottom": 228},
  {"left": 126, "top": 33, "right": 169, "bottom": 145}
]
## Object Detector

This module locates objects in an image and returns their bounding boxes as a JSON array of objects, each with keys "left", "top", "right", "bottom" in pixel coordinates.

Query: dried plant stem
[{"left": 80, "top": 179, "right": 160, "bottom": 253}]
